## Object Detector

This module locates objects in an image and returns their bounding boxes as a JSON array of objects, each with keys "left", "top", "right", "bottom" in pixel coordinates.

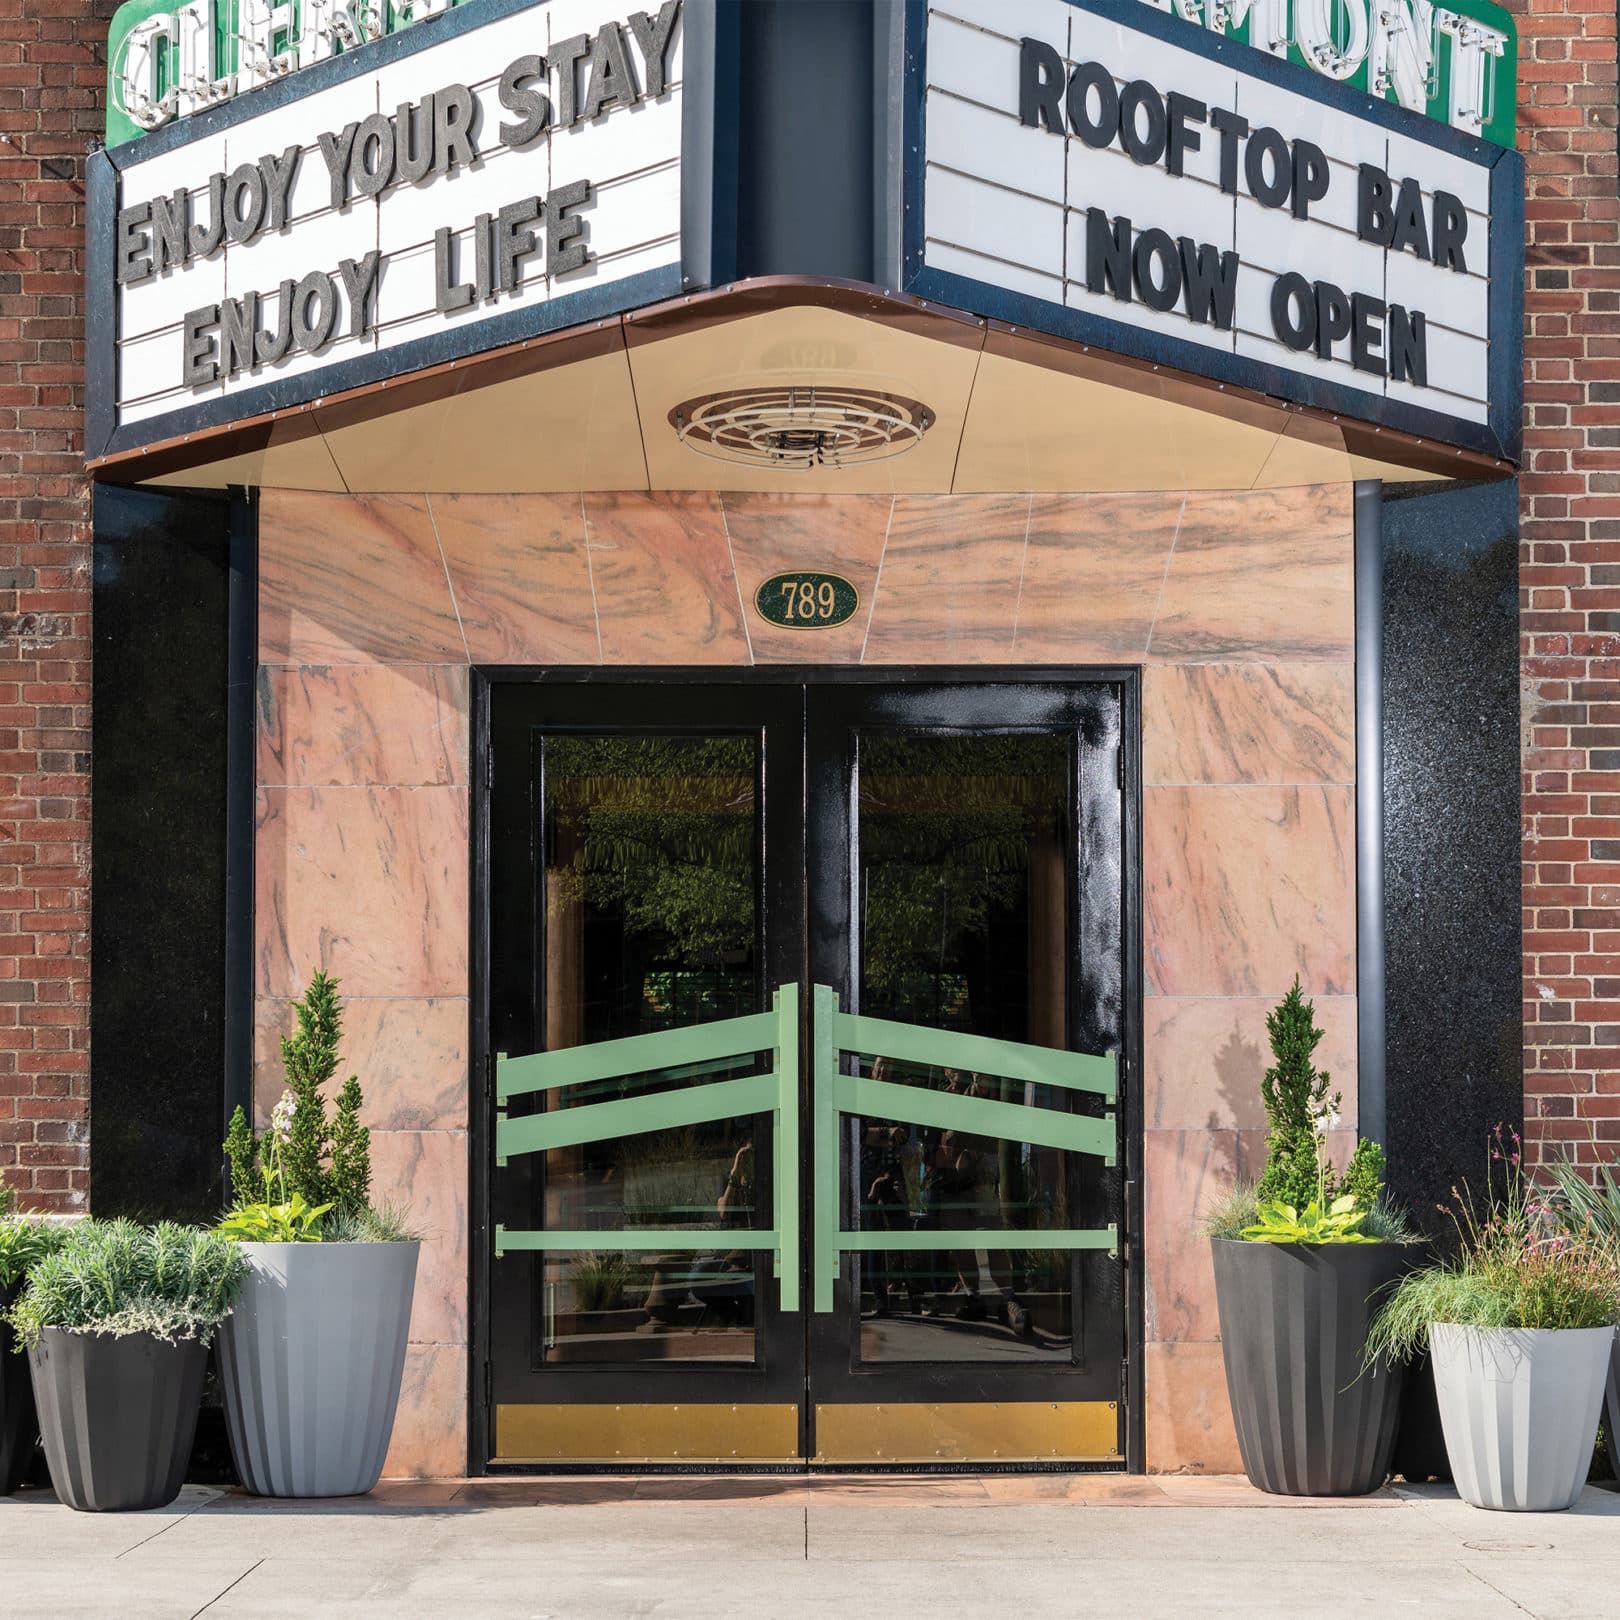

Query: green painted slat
[
  {"left": 834, "top": 1011, "right": 1116, "bottom": 1100},
  {"left": 834, "top": 1074, "right": 1115, "bottom": 1164},
  {"left": 496, "top": 1011, "right": 778, "bottom": 1101},
  {"left": 494, "top": 1226, "right": 779, "bottom": 1256},
  {"left": 838, "top": 1227, "right": 1116, "bottom": 1253},
  {"left": 497, "top": 1073, "right": 777, "bottom": 1160},
  {"left": 775, "top": 982, "right": 800, "bottom": 1313},
  {"left": 813, "top": 983, "right": 840, "bottom": 1313}
]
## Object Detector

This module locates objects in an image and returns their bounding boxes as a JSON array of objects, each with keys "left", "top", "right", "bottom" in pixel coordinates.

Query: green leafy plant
[
  {"left": 0, "top": 1178, "right": 12, "bottom": 1219},
  {"left": 223, "top": 972, "right": 382, "bottom": 1238},
  {"left": 1243, "top": 1196, "right": 1378, "bottom": 1244},
  {"left": 5, "top": 1218, "right": 246, "bottom": 1350},
  {"left": 1366, "top": 1125, "right": 1620, "bottom": 1365},
  {"left": 1203, "top": 1182, "right": 1413, "bottom": 1244},
  {"left": 0, "top": 1217, "right": 68, "bottom": 1291},
  {"left": 218, "top": 1191, "right": 331, "bottom": 1244},
  {"left": 320, "top": 1202, "right": 420, "bottom": 1245},
  {"left": 1250, "top": 977, "right": 1393, "bottom": 1240}
]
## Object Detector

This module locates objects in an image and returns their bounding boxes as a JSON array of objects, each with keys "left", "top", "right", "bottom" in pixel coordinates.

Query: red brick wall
[
  {"left": 1518, "top": 0, "right": 1620, "bottom": 1172},
  {"left": 0, "top": 0, "right": 109, "bottom": 1210}
]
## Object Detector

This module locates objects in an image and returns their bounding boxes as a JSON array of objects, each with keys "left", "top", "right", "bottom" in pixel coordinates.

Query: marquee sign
[
  {"left": 92, "top": 0, "right": 686, "bottom": 451},
  {"left": 905, "top": 0, "right": 1519, "bottom": 459}
]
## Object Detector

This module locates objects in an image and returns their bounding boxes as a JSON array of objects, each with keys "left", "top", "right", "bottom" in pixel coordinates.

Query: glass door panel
[
  {"left": 852, "top": 731, "right": 1080, "bottom": 1364},
  {"left": 537, "top": 733, "right": 766, "bottom": 1367}
]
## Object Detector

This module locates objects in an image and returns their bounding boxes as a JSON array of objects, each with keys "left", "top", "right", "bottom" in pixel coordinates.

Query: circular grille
[{"left": 671, "top": 386, "right": 933, "bottom": 470}]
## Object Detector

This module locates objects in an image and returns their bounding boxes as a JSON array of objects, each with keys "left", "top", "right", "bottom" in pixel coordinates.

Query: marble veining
[
  {"left": 862, "top": 494, "right": 1030, "bottom": 663},
  {"left": 1013, "top": 492, "right": 1183, "bottom": 662},
  {"left": 255, "top": 785, "right": 469, "bottom": 1000},
  {"left": 1149, "top": 485, "right": 1355, "bottom": 663},
  {"left": 257, "top": 665, "right": 469, "bottom": 787},
  {"left": 259, "top": 491, "right": 467, "bottom": 665},
  {"left": 1144, "top": 785, "right": 1357, "bottom": 998},
  {"left": 431, "top": 493, "right": 602, "bottom": 665},
  {"left": 1143, "top": 664, "right": 1355, "bottom": 786},
  {"left": 583, "top": 491, "right": 751, "bottom": 664}
]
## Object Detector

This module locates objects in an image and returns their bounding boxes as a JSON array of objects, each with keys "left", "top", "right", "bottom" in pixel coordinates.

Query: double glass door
[{"left": 482, "top": 679, "right": 1127, "bottom": 1469}]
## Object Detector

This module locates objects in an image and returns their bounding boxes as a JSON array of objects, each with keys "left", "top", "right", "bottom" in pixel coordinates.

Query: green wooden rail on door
[
  {"left": 494, "top": 983, "right": 801, "bottom": 1312},
  {"left": 492, "top": 982, "right": 1118, "bottom": 1318},
  {"left": 809, "top": 984, "right": 1117, "bottom": 1312}
]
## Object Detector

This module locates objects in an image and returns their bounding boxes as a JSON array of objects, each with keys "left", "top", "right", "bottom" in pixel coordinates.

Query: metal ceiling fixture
[{"left": 670, "top": 385, "right": 934, "bottom": 469}]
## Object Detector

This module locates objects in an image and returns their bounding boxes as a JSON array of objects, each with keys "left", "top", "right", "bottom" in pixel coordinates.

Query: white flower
[
  {"left": 271, "top": 1090, "right": 298, "bottom": 1145},
  {"left": 1314, "top": 1104, "right": 1341, "bottom": 1136}
]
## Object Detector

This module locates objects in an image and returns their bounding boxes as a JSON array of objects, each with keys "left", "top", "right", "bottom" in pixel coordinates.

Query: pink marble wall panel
[
  {"left": 720, "top": 493, "right": 892, "bottom": 663},
  {"left": 1143, "top": 664, "right": 1354, "bottom": 787},
  {"left": 255, "top": 786, "right": 469, "bottom": 999},
  {"left": 582, "top": 491, "right": 751, "bottom": 663},
  {"left": 259, "top": 492, "right": 467, "bottom": 665},
  {"left": 862, "top": 494, "right": 1029, "bottom": 663},
  {"left": 371, "top": 1129, "right": 469, "bottom": 1348},
  {"left": 383, "top": 1343, "right": 469, "bottom": 1479},
  {"left": 253, "top": 996, "right": 468, "bottom": 1133},
  {"left": 1144, "top": 995, "right": 1358, "bottom": 1132},
  {"left": 431, "top": 493, "right": 601, "bottom": 665},
  {"left": 1149, "top": 486, "right": 1354, "bottom": 663},
  {"left": 1143, "top": 785, "right": 1356, "bottom": 998},
  {"left": 1144, "top": 1341, "right": 1243, "bottom": 1474},
  {"left": 1013, "top": 492, "right": 1182, "bottom": 661},
  {"left": 257, "top": 665, "right": 469, "bottom": 787}
]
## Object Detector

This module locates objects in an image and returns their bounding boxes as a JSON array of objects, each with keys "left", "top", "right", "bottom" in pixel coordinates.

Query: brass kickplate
[
  {"left": 495, "top": 1403, "right": 800, "bottom": 1464},
  {"left": 813, "top": 1401, "right": 1120, "bottom": 1465}
]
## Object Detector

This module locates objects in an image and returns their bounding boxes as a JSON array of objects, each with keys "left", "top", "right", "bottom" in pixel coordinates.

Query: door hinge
[
  {"left": 483, "top": 1360, "right": 493, "bottom": 1411},
  {"left": 485, "top": 748, "right": 495, "bottom": 791},
  {"left": 1116, "top": 745, "right": 1125, "bottom": 790}
]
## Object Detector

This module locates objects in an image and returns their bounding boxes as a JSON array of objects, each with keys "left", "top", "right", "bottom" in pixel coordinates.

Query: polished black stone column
[
  {"left": 91, "top": 483, "right": 246, "bottom": 1223},
  {"left": 1380, "top": 479, "right": 1522, "bottom": 1236}
]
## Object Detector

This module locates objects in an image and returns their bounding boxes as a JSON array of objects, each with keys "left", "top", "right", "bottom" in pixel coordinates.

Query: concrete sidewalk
[{"left": 2, "top": 1475, "right": 1618, "bottom": 1619}]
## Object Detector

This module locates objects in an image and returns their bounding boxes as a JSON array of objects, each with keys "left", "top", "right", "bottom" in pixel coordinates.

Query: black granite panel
[
  {"left": 1382, "top": 479, "right": 1521, "bottom": 1239},
  {"left": 91, "top": 484, "right": 235, "bottom": 1222}
]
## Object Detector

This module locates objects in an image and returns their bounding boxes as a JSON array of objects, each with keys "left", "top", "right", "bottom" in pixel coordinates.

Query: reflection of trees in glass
[
  {"left": 859, "top": 735, "right": 1065, "bottom": 1001},
  {"left": 546, "top": 736, "right": 757, "bottom": 964}
]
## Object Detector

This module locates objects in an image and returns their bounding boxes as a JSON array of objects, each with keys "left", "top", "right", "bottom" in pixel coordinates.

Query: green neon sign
[
  {"left": 1139, "top": 0, "right": 1516, "bottom": 149},
  {"left": 103, "top": 0, "right": 475, "bottom": 149}
]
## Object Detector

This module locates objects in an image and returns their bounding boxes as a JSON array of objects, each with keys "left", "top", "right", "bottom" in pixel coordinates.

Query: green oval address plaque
[{"left": 754, "top": 572, "right": 860, "bottom": 630}]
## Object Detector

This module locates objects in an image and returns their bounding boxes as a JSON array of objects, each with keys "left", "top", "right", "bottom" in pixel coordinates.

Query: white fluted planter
[
  {"left": 1430, "top": 1323, "right": 1613, "bottom": 1512},
  {"left": 217, "top": 1242, "right": 419, "bottom": 1498}
]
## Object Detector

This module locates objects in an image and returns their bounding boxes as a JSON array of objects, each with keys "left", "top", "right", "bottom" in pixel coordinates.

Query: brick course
[
  {"left": 0, "top": 0, "right": 107, "bottom": 1210},
  {"left": 1518, "top": 0, "right": 1620, "bottom": 1170}
]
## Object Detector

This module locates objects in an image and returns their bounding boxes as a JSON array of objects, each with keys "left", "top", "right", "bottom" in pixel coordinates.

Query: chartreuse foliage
[
  {"left": 5, "top": 1219, "right": 245, "bottom": 1350},
  {"left": 223, "top": 973, "right": 381, "bottom": 1241}
]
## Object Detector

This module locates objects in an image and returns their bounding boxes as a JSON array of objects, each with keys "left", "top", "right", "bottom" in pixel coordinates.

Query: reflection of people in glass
[{"left": 638, "top": 1141, "right": 755, "bottom": 1333}]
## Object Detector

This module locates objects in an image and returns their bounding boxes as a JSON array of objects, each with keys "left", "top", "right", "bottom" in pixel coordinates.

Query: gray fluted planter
[
  {"left": 1431, "top": 1323, "right": 1613, "bottom": 1512},
  {"left": 217, "top": 1241, "right": 418, "bottom": 1498},
  {"left": 29, "top": 1328, "right": 207, "bottom": 1511},
  {"left": 1211, "top": 1239, "right": 1406, "bottom": 1496}
]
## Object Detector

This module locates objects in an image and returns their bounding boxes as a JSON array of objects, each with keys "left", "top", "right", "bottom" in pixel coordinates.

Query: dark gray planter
[
  {"left": 1, "top": 1279, "right": 38, "bottom": 1494},
  {"left": 1211, "top": 1238, "right": 1407, "bottom": 1496},
  {"left": 29, "top": 1327, "right": 208, "bottom": 1511},
  {"left": 1605, "top": 1335, "right": 1619, "bottom": 1483},
  {"left": 217, "top": 1241, "right": 418, "bottom": 1498}
]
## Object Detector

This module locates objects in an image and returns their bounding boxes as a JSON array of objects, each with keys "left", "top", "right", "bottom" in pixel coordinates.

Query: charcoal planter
[
  {"left": 1431, "top": 1324, "right": 1613, "bottom": 1512},
  {"left": 29, "top": 1327, "right": 207, "bottom": 1511},
  {"left": 217, "top": 1241, "right": 418, "bottom": 1498},
  {"left": 1605, "top": 1337, "right": 1619, "bottom": 1484},
  {"left": 1, "top": 1279, "right": 39, "bottom": 1495},
  {"left": 1211, "top": 1239, "right": 1407, "bottom": 1496}
]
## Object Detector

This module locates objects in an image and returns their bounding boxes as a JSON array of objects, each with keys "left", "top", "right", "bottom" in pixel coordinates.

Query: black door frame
[{"left": 469, "top": 667, "right": 1146, "bottom": 1475}]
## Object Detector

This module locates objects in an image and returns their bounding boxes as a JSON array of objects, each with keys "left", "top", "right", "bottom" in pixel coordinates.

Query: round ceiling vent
[{"left": 670, "top": 385, "right": 934, "bottom": 470}]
